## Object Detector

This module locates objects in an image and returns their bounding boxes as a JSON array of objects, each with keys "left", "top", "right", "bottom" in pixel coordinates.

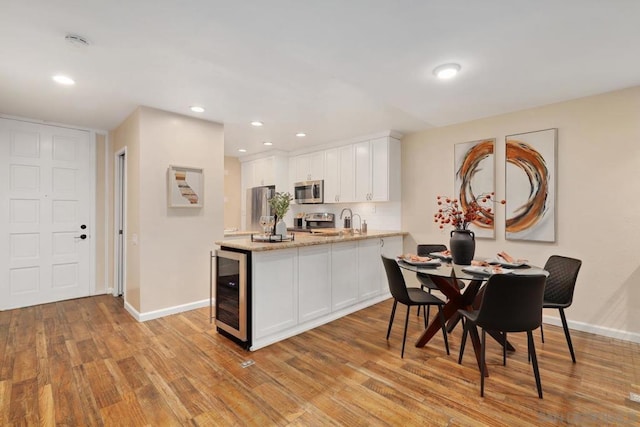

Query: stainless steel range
[{"left": 289, "top": 212, "right": 335, "bottom": 232}]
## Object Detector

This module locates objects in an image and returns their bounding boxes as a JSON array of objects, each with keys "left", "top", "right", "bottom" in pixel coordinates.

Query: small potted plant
[{"left": 269, "top": 191, "right": 293, "bottom": 237}]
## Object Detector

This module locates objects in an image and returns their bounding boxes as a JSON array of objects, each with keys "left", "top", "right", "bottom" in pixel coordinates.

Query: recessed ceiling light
[
  {"left": 433, "top": 63, "right": 461, "bottom": 79},
  {"left": 52, "top": 75, "right": 75, "bottom": 85},
  {"left": 238, "top": 148, "right": 247, "bottom": 153},
  {"left": 251, "top": 121, "right": 263, "bottom": 127},
  {"left": 295, "top": 132, "right": 306, "bottom": 137},
  {"left": 190, "top": 106, "right": 205, "bottom": 113},
  {"left": 263, "top": 141, "right": 273, "bottom": 146}
]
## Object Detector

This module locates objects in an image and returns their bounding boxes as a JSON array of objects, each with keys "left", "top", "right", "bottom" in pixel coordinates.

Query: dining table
[{"left": 397, "top": 256, "right": 548, "bottom": 376}]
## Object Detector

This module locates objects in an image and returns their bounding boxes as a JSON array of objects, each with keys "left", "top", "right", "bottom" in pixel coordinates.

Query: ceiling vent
[{"left": 65, "top": 33, "right": 90, "bottom": 47}]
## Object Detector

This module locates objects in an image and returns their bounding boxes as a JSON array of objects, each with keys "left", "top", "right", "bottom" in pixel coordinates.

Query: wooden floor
[{"left": 1, "top": 295, "right": 639, "bottom": 426}]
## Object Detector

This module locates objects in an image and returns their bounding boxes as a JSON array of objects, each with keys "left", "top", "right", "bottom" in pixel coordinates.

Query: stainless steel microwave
[{"left": 294, "top": 180, "right": 324, "bottom": 204}]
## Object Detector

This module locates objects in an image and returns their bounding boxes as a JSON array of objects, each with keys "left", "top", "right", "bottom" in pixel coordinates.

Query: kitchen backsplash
[{"left": 289, "top": 201, "right": 401, "bottom": 230}]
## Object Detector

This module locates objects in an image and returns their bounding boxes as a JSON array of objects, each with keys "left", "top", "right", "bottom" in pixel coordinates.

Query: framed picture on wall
[
  {"left": 168, "top": 165, "right": 204, "bottom": 208},
  {"left": 505, "top": 128, "right": 557, "bottom": 242},
  {"left": 454, "top": 138, "right": 496, "bottom": 239}
]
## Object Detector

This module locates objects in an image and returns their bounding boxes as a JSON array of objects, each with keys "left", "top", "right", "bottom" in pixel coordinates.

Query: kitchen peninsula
[{"left": 213, "top": 230, "right": 405, "bottom": 350}]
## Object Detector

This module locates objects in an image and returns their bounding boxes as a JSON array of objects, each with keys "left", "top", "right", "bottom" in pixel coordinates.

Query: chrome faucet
[
  {"left": 351, "top": 213, "right": 362, "bottom": 233},
  {"left": 339, "top": 208, "right": 353, "bottom": 229}
]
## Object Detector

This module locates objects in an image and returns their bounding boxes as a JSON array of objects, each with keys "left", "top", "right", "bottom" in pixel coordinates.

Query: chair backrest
[
  {"left": 381, "top": 255, "right": 412, "bottom": 304},
  {"left": 475, "top": 274, "right": 547, "bottom": 332},
  {"left": 417, "top": 244, "right": 448, "bottom": 257},
  {"left": 543, "top": 255, "right": 582, "bottom": 306}
]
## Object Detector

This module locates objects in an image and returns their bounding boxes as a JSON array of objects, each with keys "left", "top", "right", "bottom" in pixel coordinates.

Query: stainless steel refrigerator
[{"left": 246, "top": 185, "right": 276, "bottom": 230}]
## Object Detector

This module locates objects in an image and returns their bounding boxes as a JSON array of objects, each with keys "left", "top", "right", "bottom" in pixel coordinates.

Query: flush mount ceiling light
[
  {"left": 190, "top": 106, "right": 205, "bottom": 113},
  {"left": 263, "top": 141, "right": 273, "bottom": 146},
  {"left": 433, "top": 63, "right": 461, "bottom": 79},
  {"left": 238, "top": 148, "right": 247, "bottom": 153},
  {"left": 250, "top": 121, "right": 263, "bottom": 127},
  {"left": 295, "top": 132, "right": 306, "bottom": 137},
  {"left": 52, "top": 75, "right": 75, "bottom": 85}
]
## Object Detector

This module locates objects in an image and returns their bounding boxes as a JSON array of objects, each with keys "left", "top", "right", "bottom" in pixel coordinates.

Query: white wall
[
  {"left": 401, "top": 85, "right": 640, "bottom": 341},
  {"left": 136, "top": 107, "right": 224, "bottom": 314}
]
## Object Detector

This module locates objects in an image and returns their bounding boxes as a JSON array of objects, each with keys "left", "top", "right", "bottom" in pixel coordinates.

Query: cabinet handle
[{"left": 380, "top": 238, "right": 384, "bottom": 247}]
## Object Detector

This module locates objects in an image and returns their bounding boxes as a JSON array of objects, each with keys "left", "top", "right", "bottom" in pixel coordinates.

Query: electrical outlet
[
  {"left": 629, "top": 392, "right": 640, "bottom": 402},
  {"left": 370, "top": 205, "right": 376, "bottom": 213}
]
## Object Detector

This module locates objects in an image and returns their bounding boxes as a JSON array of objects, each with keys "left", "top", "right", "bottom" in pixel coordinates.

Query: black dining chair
[
  {"left": 540, "top": 255, "right": 582, "bottom": 363},
  {"left": 381, "top": 255, "right": 450, "bottom": 358},
  {"left": 416, "top": 244, "right": 465, "bottom": 320},
  {"left": 457, "top": 273, "right": 547, "bottom": 398}
]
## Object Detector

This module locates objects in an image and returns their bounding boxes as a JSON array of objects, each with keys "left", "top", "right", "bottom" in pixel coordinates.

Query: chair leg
[
  {"left": 422, "top": 305, "right": 428, "bottom": 329},
  {"left": 458, "top": 318, "right": 469, "bottom": 364},
  {"left": 437, "top": 306, "right": 450, "bottom": 355},
  {"left": 401, "top": 306, "right": 411, "bottom": 358},
  {"left": 386, "top": 300, "right": 398, "bottom": 340},
  {"left": 559, "top": 308, "right": 576, "bottom": 363},
  {"left": 527, "top": 330, "right": 543, "bottom": 398},
  {"left": 480, "top": 329, "right": 486, "bottom": 397},
  {"left": 503, "top": 332, "right": 507, "bottom": 366},
  {"left": 540, "top": 322, "right": 545, "bottom": 343}
]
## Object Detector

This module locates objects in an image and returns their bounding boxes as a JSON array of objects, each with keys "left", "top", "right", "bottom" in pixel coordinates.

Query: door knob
[{"left": 75, "top": 234, "right": 88, "bottom": 240}]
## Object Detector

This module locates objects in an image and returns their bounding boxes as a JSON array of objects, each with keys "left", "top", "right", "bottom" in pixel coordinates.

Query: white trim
[
  {"left": 125, "top": 299, "right": 211, "bottom": 322},
  {"left": 0, "top": 113, "right": 107, "bottom": 134},
  {"left": 88, "top": 131, "right": 97, "bottom": 296},
  {"left": 543, "top": 314, "right": 640, "bottom": 344},
  {"left": 103, "top": 134, "right": 111, "bottom": 295}
]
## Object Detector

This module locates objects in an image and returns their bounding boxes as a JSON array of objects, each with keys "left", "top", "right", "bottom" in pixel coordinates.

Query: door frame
[{"left": 113, "top": 147, "right": 127, "bottom": 298}]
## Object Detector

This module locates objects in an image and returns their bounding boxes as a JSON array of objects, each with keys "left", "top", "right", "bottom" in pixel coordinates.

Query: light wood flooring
[{"left": 1, "top": 294, "right": 639, "bottom": 426}]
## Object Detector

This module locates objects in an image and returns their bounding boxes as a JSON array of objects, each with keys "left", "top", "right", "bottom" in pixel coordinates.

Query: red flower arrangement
[{"left": 434, "top": 192, "right": 505, "bottom": 230}]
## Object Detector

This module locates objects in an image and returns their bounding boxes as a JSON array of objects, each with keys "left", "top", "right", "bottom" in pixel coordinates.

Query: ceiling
[{"left": 1, "top": 1, "right": 639, "bottom": 157}]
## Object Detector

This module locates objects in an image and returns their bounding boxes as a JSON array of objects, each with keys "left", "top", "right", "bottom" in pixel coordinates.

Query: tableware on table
[
  {"left": 397, "top": 254, "right": 441, "bottom": 267},
  {"left": 462, "top": 265, "right": 514, "bottom": 276},
  {"left": 266, "top": 215, "right": 275, "bottom": 235},
  {"left": 429, "top": 251, "right": 452, "bottom": 261}
]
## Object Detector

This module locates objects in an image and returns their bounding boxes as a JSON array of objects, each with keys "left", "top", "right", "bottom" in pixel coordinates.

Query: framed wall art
[
  {"left": 168, "top": 165, "right": 204, "bottom": 208},
  {"left": 454, "top": 138, "right": 496, "bottom": 239},
  {"left": 505, "top": 128, "right": 557, "bottom": 242}
]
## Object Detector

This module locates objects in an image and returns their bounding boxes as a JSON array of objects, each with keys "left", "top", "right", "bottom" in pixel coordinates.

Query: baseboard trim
[
  {"left": 124, "top": 299, "right": 211, "bottom": 322},
  {"left": 543, "top": 314, "right": 640, "bottom": 344}
]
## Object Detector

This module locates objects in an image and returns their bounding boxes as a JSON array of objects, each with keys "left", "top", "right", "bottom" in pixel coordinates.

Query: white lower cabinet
[
  {"left": 358, "top": 238, "right": 383, "bottom": 300},
  {"left": 252, "top": 248, "right": 298, "bottom": 340},
  {"left": 331, "top": 241, "right": 359, "bottom": 310},
  {"left": 298, "top": 245, "right": 332, "bottom": 323},
  {"left": 250, "top": 234, "right": 404, "bottom": 350}
]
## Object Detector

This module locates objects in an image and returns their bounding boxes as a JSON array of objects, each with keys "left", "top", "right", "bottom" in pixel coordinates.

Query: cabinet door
[
  {"left": 298, "top": 245, "right": 331, "bottom": 323},
  {"left": 254, "top": 157, "right": 274, "bottom": 186},
  {"left": 331, "top": 241, "right": 358, "bottom": 310},
  {"left": 293, "top": 152, "right": 324, "bottom": 182},
  {"left": 354, "top": 141, "right": 371, "bottom": 202},
  {"left": 358, "top": 238, "right": 382, "bottom": 300},
  {"left": 370, "top": 137, "right": 390, "bottom": 201},
  {"left": 338, "top": 145, "right": 355, "bottom": 203},
  {"left": 253, "top": 249, "right": 298, "bottom": 339},
  {"left": 324, "top": 148, "right": 339, "bottom": 203}
]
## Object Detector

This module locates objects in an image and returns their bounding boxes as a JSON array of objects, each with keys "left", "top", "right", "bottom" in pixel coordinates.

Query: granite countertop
[{"left": 215, "top": 230, "right": 407, "bottom": 252}]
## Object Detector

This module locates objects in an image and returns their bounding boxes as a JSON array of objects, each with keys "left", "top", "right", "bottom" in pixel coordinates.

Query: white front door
[{"left": 0, "top": 118, "right": 94, "bottom": 310}]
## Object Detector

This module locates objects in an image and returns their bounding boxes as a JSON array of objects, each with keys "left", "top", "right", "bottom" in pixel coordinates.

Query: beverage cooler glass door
[{"left": 215, "top": 249, "right": 247, "bottom": 341}]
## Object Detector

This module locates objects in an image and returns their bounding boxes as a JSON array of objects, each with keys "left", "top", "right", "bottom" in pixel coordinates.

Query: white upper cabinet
[
  {"left": 354, "top": 136, "right": 400, "bottom": 202},
  {"left": 242, "top": 157, "right": 274, "bottom": 188},
  {"left": 324, "top": 145, "right": 355, "bottom": 203},
  {"left": 292, "top": 152, "right": 324, "bottom": 182}
]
